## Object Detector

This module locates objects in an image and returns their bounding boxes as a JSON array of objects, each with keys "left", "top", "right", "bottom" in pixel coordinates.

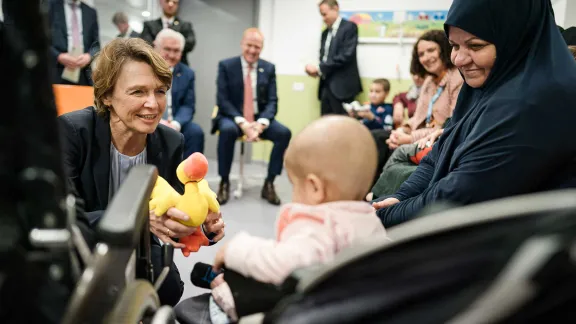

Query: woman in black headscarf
[{"left": 374, "top": 0, "right": 576, "bottom": 227}]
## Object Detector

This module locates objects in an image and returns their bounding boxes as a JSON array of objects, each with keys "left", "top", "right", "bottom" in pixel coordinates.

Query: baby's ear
[{"left": 306, "top": 173, "right": 326, "bottom": 204}]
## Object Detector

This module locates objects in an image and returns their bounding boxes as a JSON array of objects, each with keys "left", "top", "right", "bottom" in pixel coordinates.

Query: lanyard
[{"left": 426, "top": 86, "right": 445, "bottom": 125}]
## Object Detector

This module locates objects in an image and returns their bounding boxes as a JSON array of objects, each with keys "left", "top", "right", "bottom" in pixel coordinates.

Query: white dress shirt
[
  {"left": 234, "top": 56, "right": 270, "bottom": 126},
  {"left": 162, "top": 15, "right": 175, "bottom": 29},
  {"left": 322, "top": 16, "right": 342, "bottom": 62},
  {"left": 64, "top": 0, "right": 84, "bottom": 53}
]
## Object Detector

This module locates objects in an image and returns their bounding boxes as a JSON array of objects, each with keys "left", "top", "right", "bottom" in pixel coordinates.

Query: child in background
[
  {"left": 351, "top": 78, "right": 394, "bottom": 131},
  {"left": 392, "top": 73, "right": 426, "bottom": 126},
  {"left": 208, "top": 116, "right": 388, "bottom": 323}
]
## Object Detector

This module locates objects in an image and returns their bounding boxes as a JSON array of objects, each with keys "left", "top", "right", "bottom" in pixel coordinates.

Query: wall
[
  {"left": 549, "top": 0, "right": 576, "bottom": 28},
  {"left": 91, "top": 0, "right": 151, "bottom": 46}
]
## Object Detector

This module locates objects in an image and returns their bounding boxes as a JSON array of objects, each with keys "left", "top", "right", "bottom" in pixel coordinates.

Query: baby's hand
[
  {"left": 210, "top": 273, "right": 225, "bottom": 289},
  {"left": 213, "top": 241, "right": 229, "bottom": 272}
]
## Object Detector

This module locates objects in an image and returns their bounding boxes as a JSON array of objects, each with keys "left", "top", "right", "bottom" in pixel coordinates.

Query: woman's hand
[
  {"left": 416, "top": 128, "right": 444, "bottom": 149},
  {"left": 372, "top": 198, "right": 400, "bottom": 210},
  {"left": 203, "top": 211, "right": 226, "bottom": 243},
  {"left": 149, "top": 207, "right": 197, "bottom": 248},
  {"left": 387, "top": 130, "right": 413, "bottom": 149}
]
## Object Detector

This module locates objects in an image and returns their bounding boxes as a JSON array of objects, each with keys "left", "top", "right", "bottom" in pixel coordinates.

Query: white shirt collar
[
  {"left": 162, "top": 15, "right": 175, "bottom": 25},
  {"left": 240, "top": 56, "right": 258, "bottom": 69},
  {"left": 65, "top": 0, "right": 81, "bottom": 6}
]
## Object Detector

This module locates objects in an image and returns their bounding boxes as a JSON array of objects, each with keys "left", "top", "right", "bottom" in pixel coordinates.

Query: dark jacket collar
[{"left": 92, "top": 110, "right": 163, "bottom": 208}]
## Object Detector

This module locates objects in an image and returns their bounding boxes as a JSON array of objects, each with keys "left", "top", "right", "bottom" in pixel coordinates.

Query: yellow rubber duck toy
[{"left": 150, "top": 152, "right": 220, "bottom": 256}]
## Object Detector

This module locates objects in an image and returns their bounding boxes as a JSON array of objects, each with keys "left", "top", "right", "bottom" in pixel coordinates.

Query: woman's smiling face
[{"left": 449, "top": 26, "right": 497, "bottom": 88}]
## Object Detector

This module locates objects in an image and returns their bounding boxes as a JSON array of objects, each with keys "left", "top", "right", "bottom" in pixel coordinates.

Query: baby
[{"left": 209, "top": 116, "right": 387, "bottom": 323}]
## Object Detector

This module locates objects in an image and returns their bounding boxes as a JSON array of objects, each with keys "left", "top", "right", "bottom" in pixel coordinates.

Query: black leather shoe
[
  {"left": 217, "top": 181, "right": 230, "bottom": 205},
  {"left": 261, "top": 181, "right": 281, "bottom": 206}
]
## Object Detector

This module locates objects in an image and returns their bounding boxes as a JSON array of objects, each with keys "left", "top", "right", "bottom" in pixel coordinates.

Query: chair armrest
[{"left": 97, "top": 165, "right": 158, "bottom": 248}]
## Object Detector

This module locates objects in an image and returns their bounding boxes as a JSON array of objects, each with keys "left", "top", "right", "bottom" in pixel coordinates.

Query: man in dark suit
[
  {"left": 47, "top": 0, "right": 100, "bottom": 85},
  {"left": 141, "top": 0, "right": 196, "bottom": 66},
  {"left": 306, "top": 0, "right": 362, "bottom": 115},
  {"left": 155, "top": 29, "right": 204, "bottom": 157},
  {"left": 112, "top": 12, "right": 140, "bottom": 38},
  {"left": 214, "top": 28, "right": 292, "bottom": 205}
]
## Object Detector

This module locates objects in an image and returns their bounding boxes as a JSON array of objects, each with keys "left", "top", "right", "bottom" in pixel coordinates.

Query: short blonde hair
[
  {"left": 242, "top": 27, "right": 264, "bottom": 40},
  {"left": 91, "top": 38, "right": 172, "bottom": 116}
]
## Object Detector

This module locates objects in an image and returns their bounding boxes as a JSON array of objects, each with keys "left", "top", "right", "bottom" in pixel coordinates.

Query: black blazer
[
  {"left": 47, "top": 0, "right": 100, "bottom": 85},
  {"left": 213, "top": 56, "right": 277, "bottom": 133},
  {"left": 58, "top": 107, "right": 185, "bottom": 306},
  {"left": 140, "top": 17, "right": 196, "bottom": 66},
  {"left": 318, "top": 18, "right": 362, "bottom": 100},
  {"left": 117, "top": 30, "right": 141, "bottom": 38}
]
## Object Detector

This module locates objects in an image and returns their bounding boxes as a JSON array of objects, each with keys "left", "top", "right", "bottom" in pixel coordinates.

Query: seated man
[
  {"left": 214, "top": 28, "right": 291, "bottom": 205},
  {"left": 155, "top": 29, "right": 204, "bottom": 157}
]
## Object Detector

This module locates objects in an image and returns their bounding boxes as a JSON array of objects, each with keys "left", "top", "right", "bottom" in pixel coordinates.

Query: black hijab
[
  {"left": 445, "top": 0, "right": 576, "bottom": 120},
  {"left": 378, "top": 0, "right": 576, "bottom": 227}
]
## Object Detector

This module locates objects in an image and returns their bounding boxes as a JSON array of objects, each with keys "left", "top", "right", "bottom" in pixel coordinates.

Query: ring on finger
[{"left": 166, "top": 228, "right": 172, "bottom": 237}]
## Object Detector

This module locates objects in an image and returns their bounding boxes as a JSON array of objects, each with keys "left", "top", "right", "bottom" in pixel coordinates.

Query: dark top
[
  {"left": 213, "top": 56, "right": 278, "bottom": 132},
  {"left": 47, "top": 0, "right": 100, "bottom": 85},
  {"left": 171, "top": 62, "right": 196, "bottom": 125},
  {"left": 58, "top": 107, "right": 185, "bottom": 306},
  {"left": 377, "top": 0, "right": 576, "bottom": 227},
  {"left": 362, "top": 103, "right": 394, "bottom": 131},
  {"left": 318, "top": 18, "right": 362, "bottom": 100},
  {"left": 140, "top": 17, "right": 196, "bottom": 66}
]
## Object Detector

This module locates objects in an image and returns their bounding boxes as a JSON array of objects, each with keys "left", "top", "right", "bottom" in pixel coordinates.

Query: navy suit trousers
[{"left": 217, "top": 117, "right": 291, "bottom": 179}]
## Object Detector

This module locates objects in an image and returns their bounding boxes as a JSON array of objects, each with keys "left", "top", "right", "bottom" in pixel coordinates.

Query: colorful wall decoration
[{"left": 340, "top": 10, "right": 448, "bottom": 43}]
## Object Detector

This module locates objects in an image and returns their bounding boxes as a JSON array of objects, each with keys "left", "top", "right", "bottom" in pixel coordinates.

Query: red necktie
[{"left": 243, "top": 64, "right": 255, "bottom": 123}]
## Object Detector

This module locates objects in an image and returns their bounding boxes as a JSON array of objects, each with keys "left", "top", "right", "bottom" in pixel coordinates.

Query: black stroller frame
[{"left": 0, "top": 1, "right": 176, "bottom": 323}]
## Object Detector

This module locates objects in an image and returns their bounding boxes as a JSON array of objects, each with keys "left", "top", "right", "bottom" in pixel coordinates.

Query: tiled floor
[{"left": 174, "top": 159, "right": 292, "bottom": 300}]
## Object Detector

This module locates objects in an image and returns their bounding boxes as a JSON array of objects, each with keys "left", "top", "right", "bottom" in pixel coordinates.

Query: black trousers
[
  {"left": 371, "top": 129, "right": 393, "bottom": 186},
  {"left": 320, "top": 84, "right": 352, "bottom": 116}
]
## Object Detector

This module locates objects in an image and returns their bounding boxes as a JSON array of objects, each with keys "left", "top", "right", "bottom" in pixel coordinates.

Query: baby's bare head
[{"left": 285, "top": 116, "right": 377, "bottom": 204}]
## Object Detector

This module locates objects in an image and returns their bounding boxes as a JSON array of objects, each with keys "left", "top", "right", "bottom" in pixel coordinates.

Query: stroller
[
  {"left": 249, "top": 189, "right": 576, "bottom": 323},
  {"left": 199, "top": 189, "right": 576, "bottom": 324},
  {"left": 0, "top": 1, "right": 176, "bottom": 323}
]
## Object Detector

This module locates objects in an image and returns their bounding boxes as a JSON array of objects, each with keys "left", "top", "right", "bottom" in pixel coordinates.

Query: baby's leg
[
  {"left": 212, "top": 279, "right": 239, "bottom": 322},
  {"left": 210, "top": 273, "right": 225, "bottom": 289},
  {"left": 209, "top": 296, "right": 232, "bottom": 324}
]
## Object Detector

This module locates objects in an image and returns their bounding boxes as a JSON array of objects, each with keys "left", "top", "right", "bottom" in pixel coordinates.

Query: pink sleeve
[
  {"left": 224, "top": 220, "right": 336, "bottom": 285},
  {"left": 408, "top": 76, "right": 433, "bottom": 130}
]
